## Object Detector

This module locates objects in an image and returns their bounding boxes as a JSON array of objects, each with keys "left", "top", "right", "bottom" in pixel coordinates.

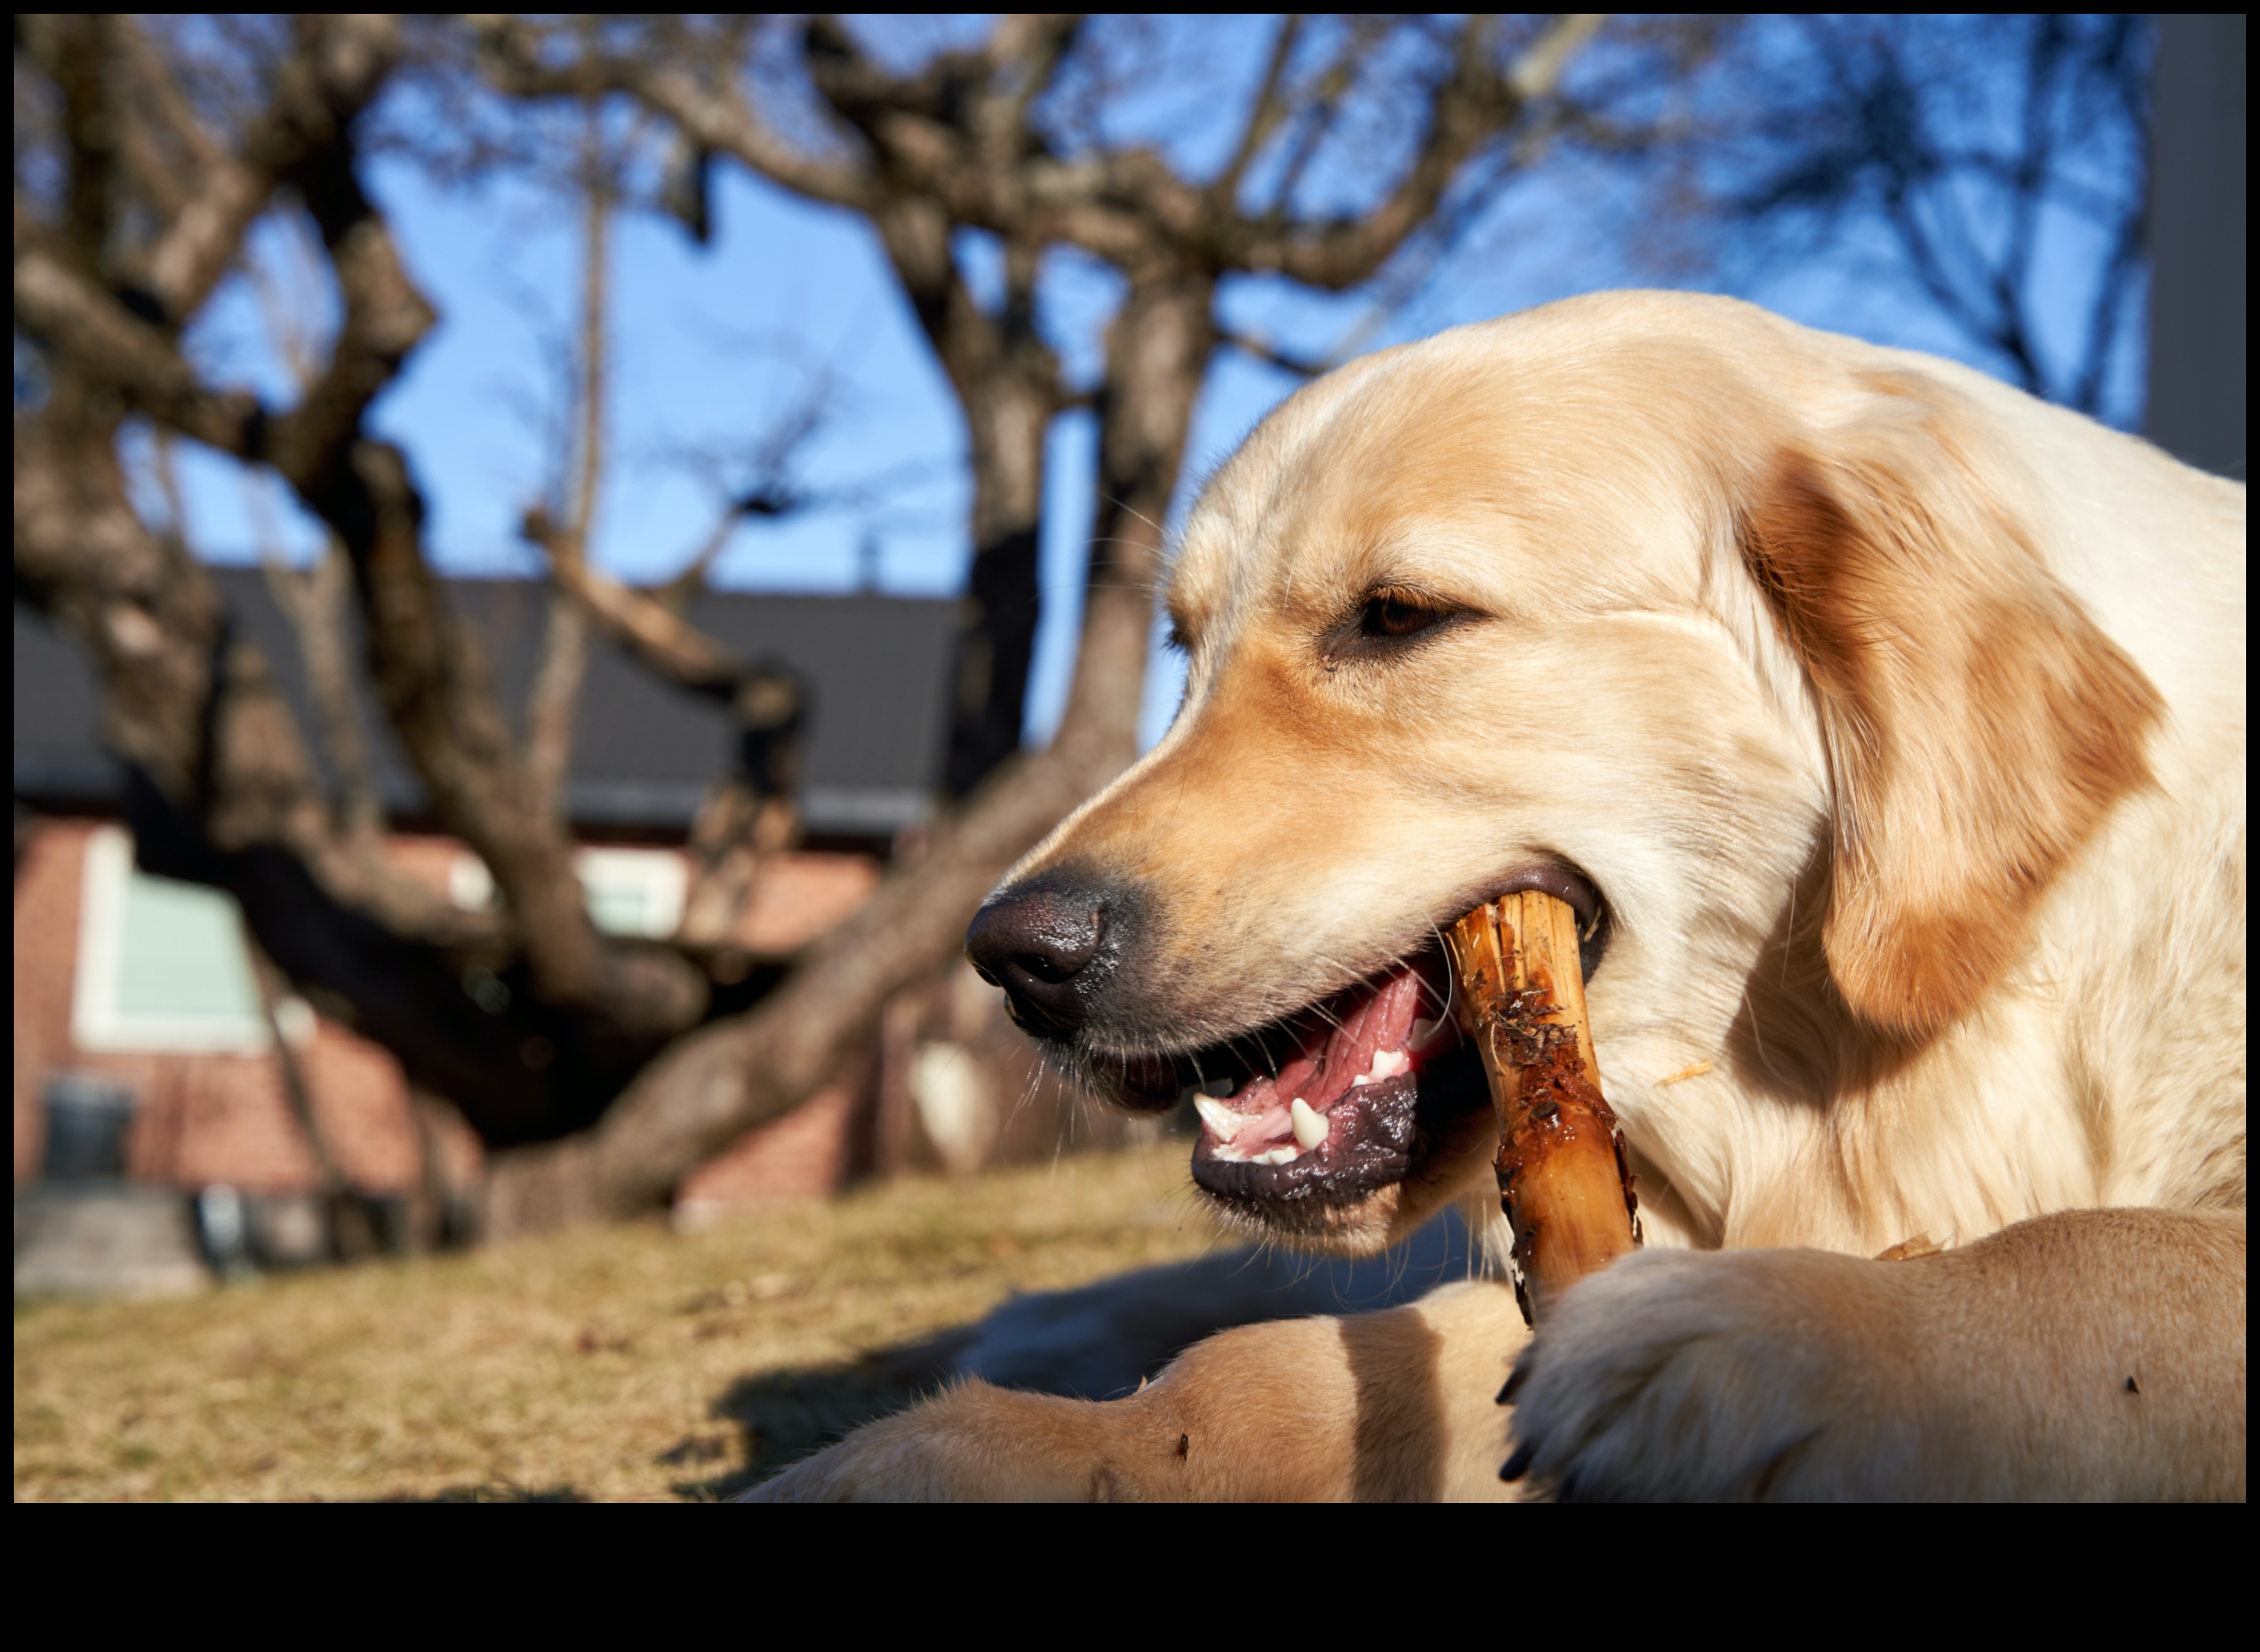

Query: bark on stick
[{"left": 1445, "top": 893, "right": 1638, "bottom": 1322}]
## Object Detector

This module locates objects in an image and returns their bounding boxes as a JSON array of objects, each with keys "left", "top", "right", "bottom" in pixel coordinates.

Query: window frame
[{"left": 71, "top": 825, "right": 273, "bottom": 1054}]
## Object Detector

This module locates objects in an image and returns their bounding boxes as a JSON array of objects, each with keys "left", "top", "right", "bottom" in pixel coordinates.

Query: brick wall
[
  {"left": 674, "top": 1080, "right": 862, "bottom": 1227},
  {"left": 13, "top": 820, "right": 431, "bottom": 1194},
  {"left": 13, "top": 820, "right": 896, "bottom": 1213}
]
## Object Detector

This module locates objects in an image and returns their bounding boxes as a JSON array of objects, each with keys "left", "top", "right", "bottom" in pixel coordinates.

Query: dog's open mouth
[{"left": 1114, "top": 950, "right": 1490, "bottom": 1216}]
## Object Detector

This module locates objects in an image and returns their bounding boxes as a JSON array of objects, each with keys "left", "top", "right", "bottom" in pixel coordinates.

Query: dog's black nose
[{"left": 966, "top": 884, "right": 1107, "bottom": 1039}]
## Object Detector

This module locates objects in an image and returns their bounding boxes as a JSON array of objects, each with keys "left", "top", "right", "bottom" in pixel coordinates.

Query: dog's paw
[
  {"left": 734, "top": 1436, "right": 881, "bottom": 1503},
  {"left": 736, "top": 1383, "right": 1107, "bottom": 1502},
  {"left": 736, "top": 1406, "right": 985, "bottom": 1502},
  {"left": 734, "top": 1440, "right": 880, "bottom": 1503},
  {"left": 1500, "top": 1247, "right": 1907, "bottom": 1501}
]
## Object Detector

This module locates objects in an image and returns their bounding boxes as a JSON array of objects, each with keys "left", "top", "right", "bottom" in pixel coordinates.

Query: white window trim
[{"left": 72, "top": 825, "right": 273, "bottom": 1054}]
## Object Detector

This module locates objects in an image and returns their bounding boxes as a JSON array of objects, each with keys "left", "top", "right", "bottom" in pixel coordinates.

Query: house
[{"left": 15, "top": 566, "right": 1102, "bottom": 1280}]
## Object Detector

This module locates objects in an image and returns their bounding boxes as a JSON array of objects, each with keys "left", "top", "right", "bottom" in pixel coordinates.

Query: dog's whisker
[
  {"left": 1002, "top": 1061, "right": 1048, "bottom": 1135},
  {"left": 1429, "top": 916, "right": 1462, "bottom": 1029},
  {"left": 1097, "top": 491, "right": 1166, "bottom": 536}
]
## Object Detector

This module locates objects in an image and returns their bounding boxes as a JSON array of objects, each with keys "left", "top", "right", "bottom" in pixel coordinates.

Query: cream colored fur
[{"left": 751, "top": 293, "right": 2246, "bottom": 1502}]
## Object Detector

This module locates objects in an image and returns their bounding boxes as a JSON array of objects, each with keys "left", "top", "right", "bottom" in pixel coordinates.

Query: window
[
  {"left": 574, "top": 849, "right": 689, "bottom": 939},
  {"left": 449, "top": 847, "right": 687, "bottom": 940},
  {"left": 72, "top": 826, "right": 270, "bottom": 1052}
]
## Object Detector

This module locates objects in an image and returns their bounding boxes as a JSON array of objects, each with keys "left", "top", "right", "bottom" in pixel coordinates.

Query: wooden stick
[{"left": 1445, "top": 893, "right": 1638, "bottom": 1323}]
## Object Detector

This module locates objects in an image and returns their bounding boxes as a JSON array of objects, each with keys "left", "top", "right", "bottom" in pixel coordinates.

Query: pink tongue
[{"left": 1227, "top": 965, "right": 1429, "bottom": 1138}]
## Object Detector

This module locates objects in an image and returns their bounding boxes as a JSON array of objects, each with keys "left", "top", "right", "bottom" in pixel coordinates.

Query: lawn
[{"left": 14, "top": 1142, "right": 1224, "bottom": 1502}]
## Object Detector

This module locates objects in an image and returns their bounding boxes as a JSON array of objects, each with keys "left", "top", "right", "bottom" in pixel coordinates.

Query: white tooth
[
  {"left": 1194, "top": 1097, "right": 1242, "bottom": 1139},
  {"left": 1290, "top": 1098, "right": 1329, "bottom": 1151},
  {"left": 1254, "top": 1146, "right": 1298, "bottom": 1166},
  {"left": 1352, "top": 1048, "right": 1410, "bottom": 1087}
]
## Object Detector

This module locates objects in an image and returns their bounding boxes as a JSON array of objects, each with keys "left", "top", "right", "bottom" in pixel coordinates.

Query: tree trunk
[
  {"left": 1071, "top": 272, "right": 1216, "bottom": 758},
  {"left": 943, "top": 505, "right": 1042, "bottom": 796},
  {"left": 941, "top": 245, "right": 1054, "bottom": 798},
  {"left": 866, "top": 200, "right": 1060, "bottom": 803},
  {"left": 12, "top": 374, "right": 581, "bottom": 1147},
  {"left": 483, "top": 268, "right": 1218, "bottom": 1234}
]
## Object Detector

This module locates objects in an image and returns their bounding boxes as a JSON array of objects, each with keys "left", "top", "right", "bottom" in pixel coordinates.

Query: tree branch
[
  {"left": 523, "top": 506, "right": 745, "bottom": 692},
  {"left": 137, "top": 14, "right": 404, "bottom": 323},
  {"left": 467, "top": 15, "right": 876, "bottom": 210},
  {"left": 1213, "top": 14, "right": 1306, "bottom": 206},
  {"left": 973, "top": 13, "right": 1086, "bottom": 170},
  {"left": 1237, "top": 13, "right": 1604, "bottom": 288},
  {"left": 259, "top": 539, "right": 389, "bottom": 842},
  {"left": 1262, "top": 18, "right": 1384, "bottom": 221},
  {"left": 12, "top": 225, "right": 265, "bottom": 448},
  {"left": 1217, "top": 325, "right": 1324, "bottom": 378},
  {"left": 526, "top": 101, "right": 614, "bottom": 816},
  {"left": 520, "top": 505, "right": 807, "bottom": 955}
]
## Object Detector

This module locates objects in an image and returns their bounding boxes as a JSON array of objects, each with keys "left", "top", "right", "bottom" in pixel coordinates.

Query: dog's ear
[{"left": 1739, "top": 376, "right": 2162, "bottom": 1038}]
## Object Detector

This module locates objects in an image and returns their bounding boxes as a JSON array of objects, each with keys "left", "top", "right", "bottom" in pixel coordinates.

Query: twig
[
  {"left": 1217, "top": 328, "right": 1325, "bottom": 379},
  {"left": 526, "top": 99, "right": 614, "bottom": 815}
]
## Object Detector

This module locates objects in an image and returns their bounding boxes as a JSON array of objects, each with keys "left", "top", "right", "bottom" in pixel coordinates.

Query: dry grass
[{"left": 14, "top": 1143, "right": 1225, "bottom": 1502}]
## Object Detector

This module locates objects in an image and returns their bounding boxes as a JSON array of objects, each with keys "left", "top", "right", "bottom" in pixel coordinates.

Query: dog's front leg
[
  {"left": 1502, "top": 1207, "right": 2246, "bottom": 1501},
  {"left": 743, "top": 1278, "right": 1533, "bottom": 1502}
]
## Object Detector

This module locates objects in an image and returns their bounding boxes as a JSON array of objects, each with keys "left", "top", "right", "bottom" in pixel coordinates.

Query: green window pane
[
  {"left": 114, "top": 872, "right": 265, "bottom": 1021},
  {"left": 584, "top": 880, "right": 649, "bottom": 936}
]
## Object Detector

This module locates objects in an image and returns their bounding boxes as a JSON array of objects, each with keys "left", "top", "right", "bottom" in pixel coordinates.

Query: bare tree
[
  {"left": 18, "top": 14, "right": 1656, "bottom": 1235},
  {"left": 1706, "top": 14, "right": 2151, "bottom": 425},
  {"left": 518, "top": 101, "right": 610, "bottom": 820},
  {"left": 14, "top": 15, "right": 709, "bottom": 1162},
  {"left": 487, "top": 86, "right": 813, "bottom": 951},
  {"left": 465, "top": 13, "right": 1626, "bottom": 1229}
]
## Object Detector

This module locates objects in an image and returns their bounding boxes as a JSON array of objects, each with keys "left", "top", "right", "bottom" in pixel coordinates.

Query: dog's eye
[{"left": 1360, "top": 588, "right": 1450, "bottom": 639}]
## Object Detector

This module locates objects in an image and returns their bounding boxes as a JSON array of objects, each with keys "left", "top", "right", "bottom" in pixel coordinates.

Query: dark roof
[{"left": 15, "top": 567, "right": 958, "bottom": 837}]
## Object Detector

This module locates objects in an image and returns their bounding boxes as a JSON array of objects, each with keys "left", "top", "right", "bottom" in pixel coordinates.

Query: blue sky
[{"left": 156, "top": 18, "right": 2146, "bottom": 756}]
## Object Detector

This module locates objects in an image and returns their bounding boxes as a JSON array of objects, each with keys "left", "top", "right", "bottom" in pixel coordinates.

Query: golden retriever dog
[{"left": 754, "top": 292, "right": 2246, "bottom": 1501}]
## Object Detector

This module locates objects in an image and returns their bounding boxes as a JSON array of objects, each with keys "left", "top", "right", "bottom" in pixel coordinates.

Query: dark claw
[
  {"left": 1499, "top": 1358, "right": 1532, "bottom": 1405},
  {"left": 1500, "top": 1440, "right": 1536, "bottom": 1482}
]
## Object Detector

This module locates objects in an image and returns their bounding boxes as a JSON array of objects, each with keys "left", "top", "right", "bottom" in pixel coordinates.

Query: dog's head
[{"left": 968, "top": 293, "right": 2160, "bottom": 1253}]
